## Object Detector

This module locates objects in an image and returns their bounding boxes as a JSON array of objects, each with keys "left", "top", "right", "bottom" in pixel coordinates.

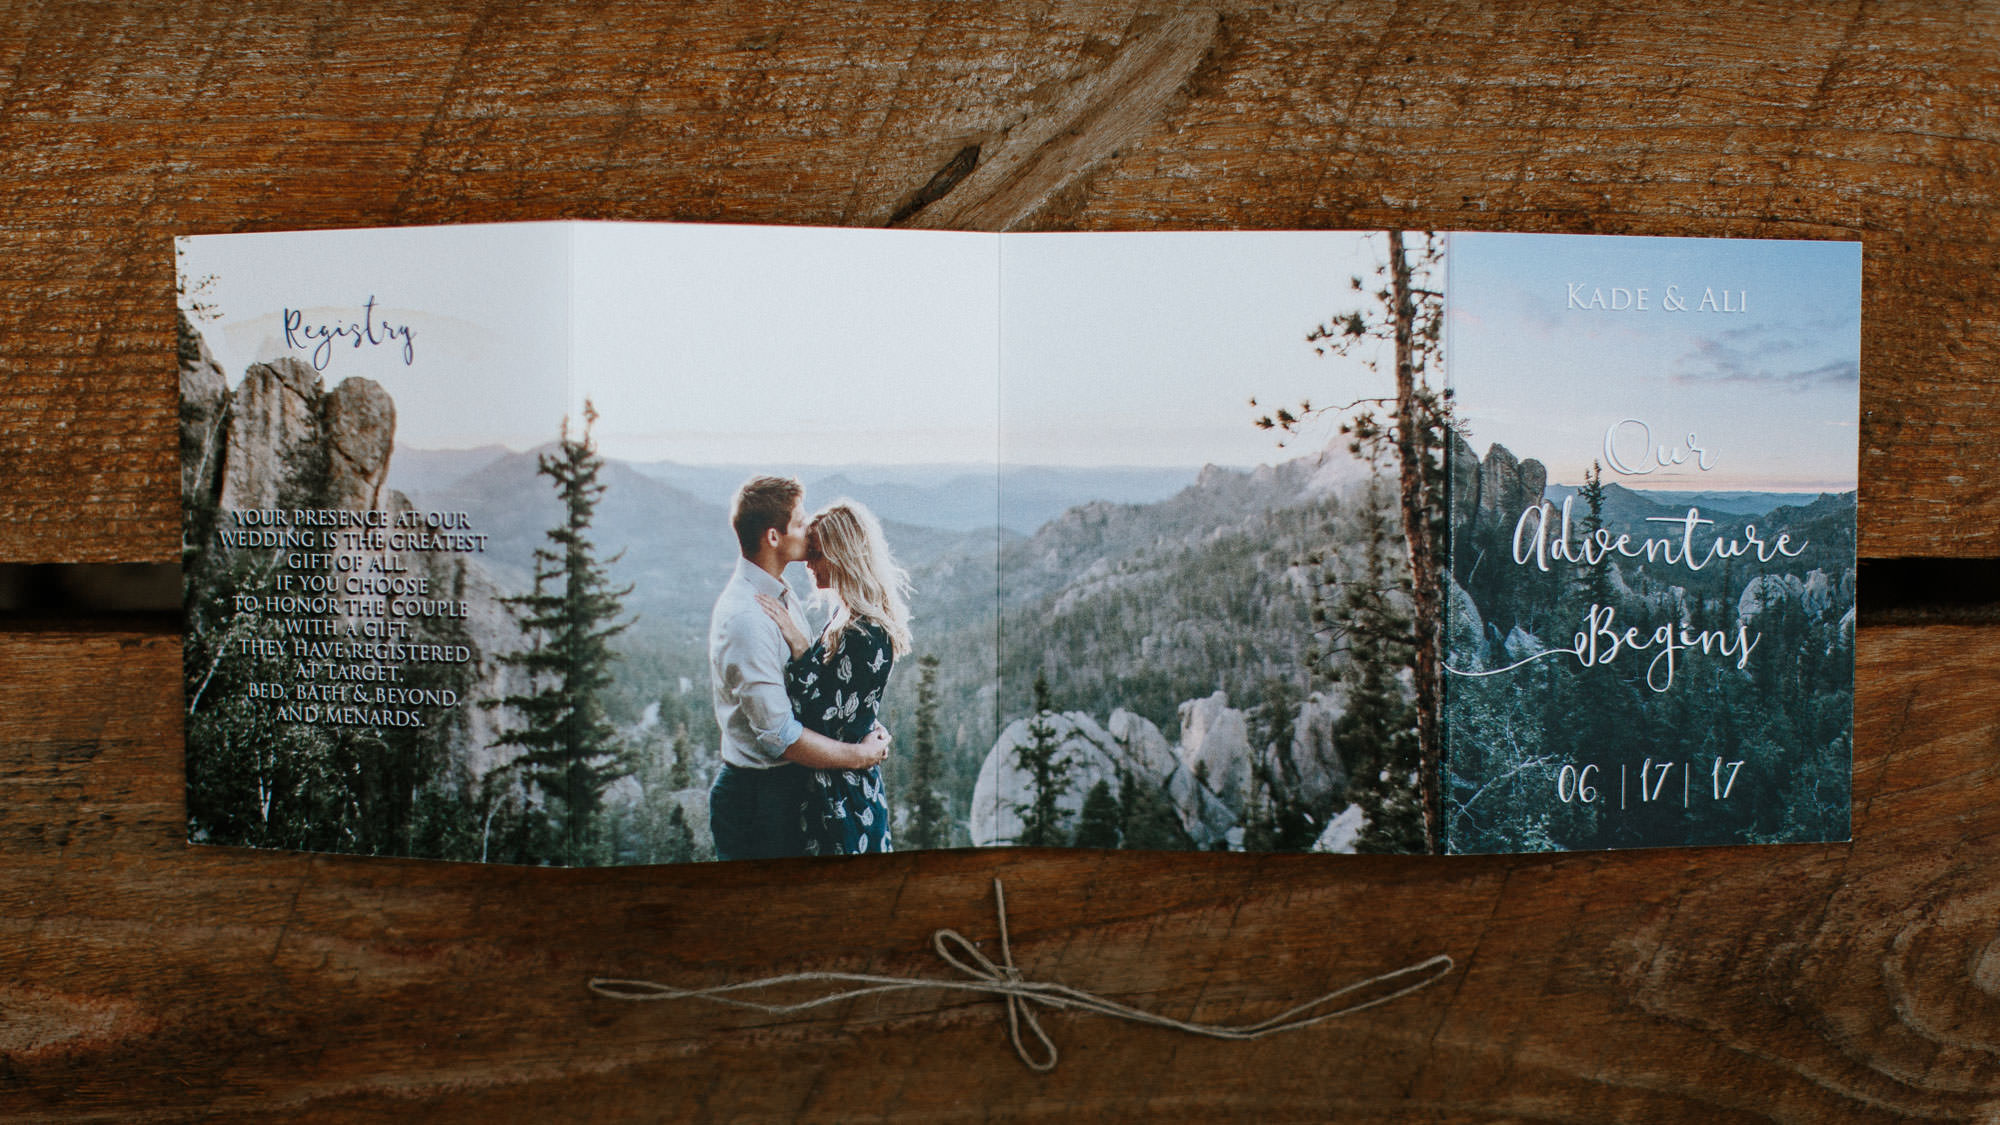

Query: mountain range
[
  {"left": 394, "top": 446, "right": 1001, "bottom": 655},
  {"left": 390, "top": 448, "right": 1204, "bottom": 537},
  {"left": 1541, "top": 483, "right": 1836, "bottom": 517},
  {"left": 390, "top": 436, "right": 1379, "bottom": 825}
]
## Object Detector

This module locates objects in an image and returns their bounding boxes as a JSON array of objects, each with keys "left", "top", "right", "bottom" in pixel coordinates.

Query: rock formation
[
  {"left": 1287, "top": 692, "right": 1348, "bottom": 806},
  {"left": 1449, "top": 435, "right": 1548, "bottom": 545},
  {"left": 1737, "top": 573, "right": 1806, "bottom": 624},
  {"left": 1446, "top": 574, "right": 1485, "bottom": 671},
  {"left": 1447, "top": 431, "right": 1481, "bottom": 532},
  {"left": 1800, "top": 568, "right": 1834, "bottom": 615},
  {"left": 1502, "top": 625, "right": 1543, "bottom": 662},
  {"left": 1476, "top": 443, "right": 1548, "bottom": 531},
  {"left": 969, "top": 709, "right": 1135, "bottom": 847},
  {"left": 1178, "top": 691, "right": 1254, "bottom": 805},
  {"left": 971, "top": 687, "right": 1354, "bottom": 852},
  {"left": 1312, "top": 803, "right": 1367, "bottom": 853},
  {"left": 179, "top": 326, "right": 230, "bottom": 510},
  {"left": 180, "top": 337, "right": 526, "bottom": 780}
]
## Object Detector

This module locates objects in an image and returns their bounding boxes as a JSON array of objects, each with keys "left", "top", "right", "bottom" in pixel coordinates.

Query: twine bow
[{"left": 591, "top": 878, "right": 1453, "bottom": 1073}]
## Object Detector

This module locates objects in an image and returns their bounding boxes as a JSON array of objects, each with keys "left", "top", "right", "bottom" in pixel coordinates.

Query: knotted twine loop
[{"left": 590, "top": 878, "right": 1454, "bottom": 1073}]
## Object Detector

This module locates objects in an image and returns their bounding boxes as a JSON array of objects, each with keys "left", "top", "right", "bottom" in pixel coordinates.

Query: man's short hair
[{"left": 730, "top": 475, "right": 803, "bottom": 558}]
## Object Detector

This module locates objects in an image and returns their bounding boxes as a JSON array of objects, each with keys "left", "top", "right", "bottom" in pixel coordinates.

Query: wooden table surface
[{"left": 4, "top": 3, "right": 1998, "bottom": 1121}]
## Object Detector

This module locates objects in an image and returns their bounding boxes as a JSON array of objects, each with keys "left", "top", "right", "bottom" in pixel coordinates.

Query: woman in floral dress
[{"left": 758, "top": 499, "right": 910, "bottom": 856}]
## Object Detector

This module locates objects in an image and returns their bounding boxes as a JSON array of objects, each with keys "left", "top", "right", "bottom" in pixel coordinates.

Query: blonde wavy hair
[{"left": 809, "top": 499, "right": 913, "bottom": 658}]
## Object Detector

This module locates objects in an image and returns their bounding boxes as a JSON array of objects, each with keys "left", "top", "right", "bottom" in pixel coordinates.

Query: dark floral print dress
[{"left": 786, "top": 619, "right": 894, "bottom": 856}]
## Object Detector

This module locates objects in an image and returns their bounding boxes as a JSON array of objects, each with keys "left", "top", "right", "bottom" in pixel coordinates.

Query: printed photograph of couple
[{"left": 185, "top": 223, "right": 1847, "bottom": 864}]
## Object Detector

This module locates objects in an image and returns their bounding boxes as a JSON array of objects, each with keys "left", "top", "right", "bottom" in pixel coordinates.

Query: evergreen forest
[{"left": 1442, "top": 447, "right": 1855, "bottom": 853}]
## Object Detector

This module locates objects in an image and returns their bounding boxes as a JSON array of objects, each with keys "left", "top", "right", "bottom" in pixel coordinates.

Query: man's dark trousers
[{"left": 709, "top": 761, "right": 809, "bottom": 860}]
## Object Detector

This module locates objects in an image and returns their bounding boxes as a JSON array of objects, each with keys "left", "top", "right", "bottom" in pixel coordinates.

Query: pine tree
[
  {"left": 1577, "top": 459, "right": 1614, "bottom": 614},
  {"left": 490, "top": 402, "right": 638, "bottom": 864},
  {"left": 661, "top": 804, "right": 696, "bottom": 864},
  {"left": 1240, "top": 787, "right": 1278, "bottom": 852},
  {"left": 667, "top": 725, "right": 694, "bottom": 789},
  {"left": 904, "top": 655, "right": 950, "bottom": 849},
  {"left": 1256, "top": 230, "right": 1447, "bottom": 852},
  {"left": 1011, "top": 671, "right": 1074, "bottom": 846},
  {"left": 1114, "top": 758, "right": 1193, "bottom": 851},
  {"left": 1074, "top": 779, "right": 1121, "bottom": 849},
  {"left": 1568, "top": 457, "right": 1642, "bottom": 812},
  {"left": 1244, "top": 676, "right": 1319, "bottom": 852},
  {"left": 1333, "top": 471, "right": 1425, "bottom": 853}
]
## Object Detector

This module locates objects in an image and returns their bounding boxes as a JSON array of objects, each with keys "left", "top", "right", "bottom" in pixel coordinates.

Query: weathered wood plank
[
  {"left": 0, "top": 624, "right": 1993, "bottom": 1122},
  {"left": 0, "top": 2, "right": 1995, "bottom": 560}
]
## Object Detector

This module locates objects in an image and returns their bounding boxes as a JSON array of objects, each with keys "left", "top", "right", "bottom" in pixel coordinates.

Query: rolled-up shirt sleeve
[{"left": 716, "top": 613, "right": 805, "bottom": 764}]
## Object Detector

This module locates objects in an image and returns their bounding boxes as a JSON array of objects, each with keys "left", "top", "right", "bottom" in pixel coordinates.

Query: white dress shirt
[{"left": 709, "top": 557, "right": 807, "bottom": 768}]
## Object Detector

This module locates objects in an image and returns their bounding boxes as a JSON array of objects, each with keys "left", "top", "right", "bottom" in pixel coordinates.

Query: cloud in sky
[
  {"left": 1445, "top": 232, "right": 1860, "bottom": 492},
  {"left": 1671, "top": 326, "right": 1861, "bottom": 390}
]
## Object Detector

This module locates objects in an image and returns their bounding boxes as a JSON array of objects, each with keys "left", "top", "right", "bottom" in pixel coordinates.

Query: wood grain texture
[
  {"left": 3, "top": 3, "right": 1998, "bottom": 1120},
  {"left": 0, "top": 1, "right": 1995, "bottom": 560},
  {"left": 2, "top": 625, "right": 1996, "bottom": 1122}
]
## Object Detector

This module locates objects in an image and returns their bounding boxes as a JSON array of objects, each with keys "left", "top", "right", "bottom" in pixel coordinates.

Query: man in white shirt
[{"left": 708, "top": 476, "right": 891, "bottom": 860}]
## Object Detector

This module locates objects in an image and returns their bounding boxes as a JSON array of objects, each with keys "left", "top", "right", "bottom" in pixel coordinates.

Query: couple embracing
[{"left": 707, "top": 475, "right": 911, "bottom": 860}]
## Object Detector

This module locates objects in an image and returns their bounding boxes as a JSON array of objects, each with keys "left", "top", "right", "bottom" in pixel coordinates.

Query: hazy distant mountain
[
  {"left": 384, "top": 444, "right": 513, "bottom": 502},
  {"left": 424, "top": 448, "right": 731, "bottom": 635},
  {"left": 422, "top": 446, "right": 999, "bottom": 643},
  {"left": 1542, "top": 483, "right": 1831, "bottom": 517},
  {"left": 999, "top": 453, "right": 1364, "bottom": 608},
  {"left": 802, "top": 470, "right": 999, "bottom": 533},
  {"left": 626, "top": 459, "right": 1202, "bottom": 534},
  {"left": 403, "top": 448, "right": 1210, "bottom": 536},
  {"left": 626, "top": 461, "right": 995, "bottom": 528},
  {"left": 996, "top": 466, "right": 1208, "bottom": 534},
  {"left": 623, "top": 462, "right": 831, "bottom": 510}
]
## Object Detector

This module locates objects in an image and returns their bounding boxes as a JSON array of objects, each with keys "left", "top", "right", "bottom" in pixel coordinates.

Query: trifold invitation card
[{"left": 176, "top": 224, "right": 1858, "bottom": 863}]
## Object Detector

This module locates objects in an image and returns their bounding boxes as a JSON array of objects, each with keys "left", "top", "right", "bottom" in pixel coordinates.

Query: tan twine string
[{"left": 590, "top": 878, "right": 1455, "bottom": 1073}]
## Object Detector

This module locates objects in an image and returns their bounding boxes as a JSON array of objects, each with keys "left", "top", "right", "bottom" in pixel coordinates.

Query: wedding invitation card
[{"left": 175, "top": 223, "right": 1858, "bottom": 863}]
